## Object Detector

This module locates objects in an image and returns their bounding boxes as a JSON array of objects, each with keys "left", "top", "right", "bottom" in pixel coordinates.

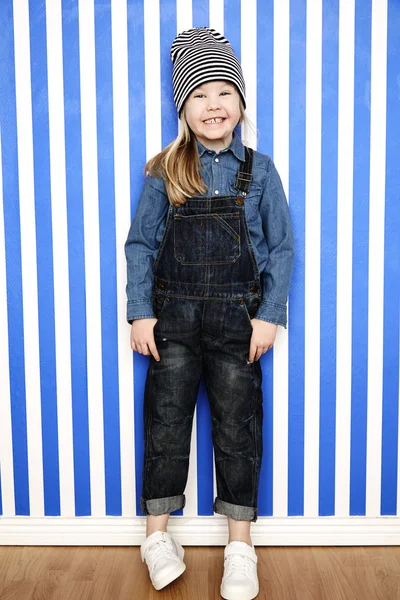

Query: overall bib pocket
[{"left": 173, "top": 212, "right": 241, "bottom": 265}]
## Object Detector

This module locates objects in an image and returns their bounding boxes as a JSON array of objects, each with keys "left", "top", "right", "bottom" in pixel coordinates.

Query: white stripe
[
  {"left": 0, "top": 131, "right": 16, "bottom": 516},
  {"left": 366, "top": 0, "right": 387, "bottom": 517},
  {"left": 209, "top": 0, "right": 224, "bottom": 35},
  {"left": 184, "top": 406, "right": 198, "bottom": 517},
  {"left": 240, "top": 0, "right": 257, "bottom": 149},
  {"left": 45, "top": 0, "right": 75, "bottom": 517},
  {"left": 335, "top": 0, "right": 355, "bottom": 517},
  {"left": 78, "top": 0, "right": 105, "bottom": 516},
  {"left": 144, "top": 0, "right": 162, "bottom": 160},
  {"left": 13, "top": 0, "right": 44, "bottom": 516},
  {"left": 272, "top": 0, "right": 289, "bottom": 518},
  {"left": 111, "top": 0, "right": 135, "bottom": 516},
  {"left": 304, "top": 0, "right": 322, "bottom": 517},
  {"left": 176, "top": 0, "right": 192, "bottom": 35}
]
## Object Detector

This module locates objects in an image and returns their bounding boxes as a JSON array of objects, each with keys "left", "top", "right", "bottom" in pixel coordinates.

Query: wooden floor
[{"left": 0, "top": 545, "right": 399, "bottom": 600}]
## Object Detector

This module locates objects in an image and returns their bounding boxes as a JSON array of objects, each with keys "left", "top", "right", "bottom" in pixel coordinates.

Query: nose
[{"left": 207, "top": 96, "right": 221, "bottom": 110}]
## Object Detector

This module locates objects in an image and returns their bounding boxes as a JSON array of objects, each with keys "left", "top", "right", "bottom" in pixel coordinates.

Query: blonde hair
[{"left": 144, "top": 100, "right": 247, "bottom": 206}]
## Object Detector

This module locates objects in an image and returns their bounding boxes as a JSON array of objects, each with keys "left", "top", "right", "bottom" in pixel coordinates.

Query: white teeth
[{"left": 204, "top": 118, "right": 224, "bottom": 124}]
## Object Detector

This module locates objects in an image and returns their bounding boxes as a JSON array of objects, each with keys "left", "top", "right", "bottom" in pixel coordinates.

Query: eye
[
  {"left": 220, "top": 91, "right": 231, "bottom": 96},
  {"left": 194, "top": 93, "right": 205, "bottom": 98}
]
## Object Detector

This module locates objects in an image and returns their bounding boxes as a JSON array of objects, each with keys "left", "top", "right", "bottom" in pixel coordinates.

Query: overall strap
[{"left": 234, "top": 146, "right": 254, "bottom": 195}]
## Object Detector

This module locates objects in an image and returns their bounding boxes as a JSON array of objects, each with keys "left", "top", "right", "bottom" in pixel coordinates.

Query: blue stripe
[
  {"left": 0, "top": 0, "right": 30, "bottom": 516},
  {"left": 62, "top": 0, "right": 91, "bottom": 516},
  {"left": 381, "top": 0, "right": 400, "bottom": 516},
  {"left": 224, "top": 0, "right": 241, "bottom": 61},
  {"left": 288, "top": 0, "right": 306, "bottom": 516},
  {"left": 256, "top": 0, "right": 273, "bottom": 158},
  {"left": 224, "top": 0, "right": 242, "bottom": 154},
  {"left": 350, "top": 0, "right": 371, "bottom": 516},
  {"left": 319, "top": 0, "right": 339, "bottom": 516},
  {"left": 256, "top": 0, "right": 274, "bottom": 516},
  {"left": 197, "top": 379, "right": 214, "bottom": 516},
  {"left": 193, "top": 0, "right": 209, "bottom": 28},
  {"left": 29, "top": 0, "right": 61, "bottom": 517},
  {"left": 126, "top": 0, "right": 148, "bottom": 518},
  {"left": 94, "top": 0, "right": 122, "bottom": 516},
  {"left": 160, "top": 1, "right": 178, "bottom": 149}
]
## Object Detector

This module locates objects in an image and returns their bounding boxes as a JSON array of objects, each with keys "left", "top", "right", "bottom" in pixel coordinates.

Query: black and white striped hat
[{"left": 170, "top": 27, "right": 246, "bottom": 114}]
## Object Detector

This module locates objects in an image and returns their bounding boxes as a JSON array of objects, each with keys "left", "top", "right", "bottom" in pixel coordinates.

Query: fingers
[
  {"left": 130, "top": 333, "right": 160, "bottom": 362},
  {"left": 148, "top": 338, "right": 160, "bottom": 362},
  {"left": 138, "top": 343, "right": 150, "bottom": 356},
  {"left": 248, "top": 340, "right": 257, "bottom": 363},
  {"left": 132, "top": 342, "right": 155, "bottom": 358},
  {"left": 254, "top": 347, "right": 264, "bottom": 361},
  {"left": 248, "top": 343, "right": 273, "bottom": 362}
]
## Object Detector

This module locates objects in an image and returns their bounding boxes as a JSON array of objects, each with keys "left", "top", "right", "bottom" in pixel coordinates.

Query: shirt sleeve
[
  {"left": 124, "top": 175, "right": 169, "bottom": 323},
  {"left": 255, "top": 159, "right": 294, "bottom": 328}
]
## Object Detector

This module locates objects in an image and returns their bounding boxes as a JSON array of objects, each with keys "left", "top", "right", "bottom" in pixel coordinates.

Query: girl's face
[{"left": 183, "top": 80, "right": 241, "bottom": 152}]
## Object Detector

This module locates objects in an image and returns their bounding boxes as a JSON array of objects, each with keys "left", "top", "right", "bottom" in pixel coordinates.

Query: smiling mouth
[{"left": 203, "top": 117, "right": 225, "bottom": 124}]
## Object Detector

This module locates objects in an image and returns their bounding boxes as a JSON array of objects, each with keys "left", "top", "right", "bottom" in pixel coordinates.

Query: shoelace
[
  {"left": 225, "top": 554, "right": 253, "bottom": 578},
  {"left": 146, "top": 539, "right": 179, "bottom": 571}
]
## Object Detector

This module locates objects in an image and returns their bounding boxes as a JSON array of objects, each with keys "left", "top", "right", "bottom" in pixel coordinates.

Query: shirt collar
[{"left": 195, "top": 130, "right": 246, "bottom": 162}]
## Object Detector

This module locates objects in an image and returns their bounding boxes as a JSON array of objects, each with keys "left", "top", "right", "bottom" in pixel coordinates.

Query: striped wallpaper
[{"left": 0, "top": 0, "right": 399, "bottom": 527}]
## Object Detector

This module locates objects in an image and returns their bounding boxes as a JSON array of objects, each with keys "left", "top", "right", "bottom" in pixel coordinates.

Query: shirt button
[
  {"left": 214, "top": 190, "right": 219, "bottom": 195},
  {"left": 215, "top": 158, "right": 219, "bottom": 163}
]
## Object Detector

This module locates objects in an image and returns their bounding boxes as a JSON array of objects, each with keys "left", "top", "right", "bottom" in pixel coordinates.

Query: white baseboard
[{"left": 0, "top": 516, "right": 399, "bottom": 546}]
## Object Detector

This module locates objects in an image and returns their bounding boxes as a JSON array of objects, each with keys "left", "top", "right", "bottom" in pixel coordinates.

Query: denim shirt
[{"left": 125, "top": 131, "right": 294, "bottom": 327}]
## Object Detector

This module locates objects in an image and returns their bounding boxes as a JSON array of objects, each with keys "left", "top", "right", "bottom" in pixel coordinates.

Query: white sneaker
[
  {"left": 220, "top": 541, "right": 259, "bottom": 600},
  {"left": 140, "top": 530, "right": 186, "bottom": 590}
]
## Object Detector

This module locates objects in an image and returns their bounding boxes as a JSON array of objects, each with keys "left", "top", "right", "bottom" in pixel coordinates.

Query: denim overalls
[{"left": 141, "top": 146, "right": 263, "bottom": 523}]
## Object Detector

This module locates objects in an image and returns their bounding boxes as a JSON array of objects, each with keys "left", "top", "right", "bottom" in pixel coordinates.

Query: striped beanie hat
[{"left": 170, "top": 27, "right": 246, "bottom": 114}]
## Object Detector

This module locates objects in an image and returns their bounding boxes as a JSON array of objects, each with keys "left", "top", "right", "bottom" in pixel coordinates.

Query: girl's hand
[
  {"left": 248, "top": 319, "right": 278, "bottom": 362},
  {"left": 130, "top": 318, "right": 160, "bottom": 362}
]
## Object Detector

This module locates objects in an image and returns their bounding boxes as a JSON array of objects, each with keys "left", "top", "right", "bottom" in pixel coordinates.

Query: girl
[{"left": 125, "top": 27, "right": 294, "bottom": 600}]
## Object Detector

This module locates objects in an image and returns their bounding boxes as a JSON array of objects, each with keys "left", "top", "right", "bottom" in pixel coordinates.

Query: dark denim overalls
[{"left": 141, "top": 147, "right": 263, "bottom": 522}]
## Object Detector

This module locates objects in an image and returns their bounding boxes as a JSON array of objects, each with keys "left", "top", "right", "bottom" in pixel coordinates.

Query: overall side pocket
[
  {"left": 241, "top": 295, "right": 261, "bottom": 324},
  {"left": 152, "top": 292, "right": 170, "bottom": 319}
]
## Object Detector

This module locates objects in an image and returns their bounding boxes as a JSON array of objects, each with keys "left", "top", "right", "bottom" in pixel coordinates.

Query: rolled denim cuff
[
  {"left": 127, "top": 300, "right": 155, "bottom": 324},
  {"left": 255, "top": 300, "right": 287, "bottom": 329},
  {"left": 140, "top": 494, "right": 186, "bottom": 515},
  {"left": 213, "top": 497, "right": 258, "bottom": 522}
]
